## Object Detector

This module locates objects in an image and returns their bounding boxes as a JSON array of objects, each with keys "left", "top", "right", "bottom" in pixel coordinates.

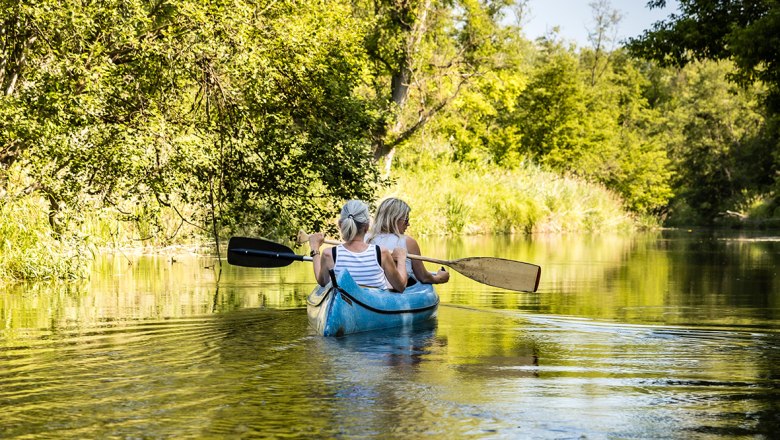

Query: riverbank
[{"left": 2, "top": 162, "right": 645, "bottom": 282}]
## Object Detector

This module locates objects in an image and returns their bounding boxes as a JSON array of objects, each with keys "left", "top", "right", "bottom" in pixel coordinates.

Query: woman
[
  {"left": 366, "top": 197, "right": 449, "bottom": 285},
  {"left": 308, "top": 200, "right": 408, "bottom": 292}
]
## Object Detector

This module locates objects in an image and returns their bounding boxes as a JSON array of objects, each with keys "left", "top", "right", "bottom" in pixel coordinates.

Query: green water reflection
[
  {"left": 425, "top": 230, "right": 780, "bottom": 328},
  {"left": 3, "top": 230, "right": 779, "bottom": 331},
  {"left": 1, "top": 230, "right": 779, "bottom": 438}
]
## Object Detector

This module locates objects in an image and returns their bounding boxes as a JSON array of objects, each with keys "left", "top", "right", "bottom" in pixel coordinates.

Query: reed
[
  {"left": 0, "top": 194, "right": 89, "bottom": 281},
  {"left": 0, "top": 196, "right": 213, "bottom": 282},
  {"left": 0, "top": 163, "right": 208, "bottom": 281},
  {"left": 379, "top": 162, "right": 641, "bottom": 235}
]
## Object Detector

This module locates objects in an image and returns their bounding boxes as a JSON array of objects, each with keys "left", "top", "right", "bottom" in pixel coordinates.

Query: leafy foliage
[
  {"left": 627, "top": 0, "right": 779, "bottom": 218},
  {"left": 644, "top": 60, "right": 770, "bottom": 222},
  {"left": 360, "top": 0, "right": 524, "bottom": 160},
  {"left": 1, "top": 0, "right": 380, "bottom": 245},
  {"left": 431, "top": 36, "right": 674, "bottom": 215}
]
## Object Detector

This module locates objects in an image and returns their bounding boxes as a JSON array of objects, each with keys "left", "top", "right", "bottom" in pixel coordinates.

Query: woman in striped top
[{"left": 307, "top": 200, "right": 408, "bottom": 292}]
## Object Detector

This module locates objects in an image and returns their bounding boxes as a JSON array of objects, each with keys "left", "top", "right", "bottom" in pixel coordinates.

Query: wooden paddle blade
[
  {"left": 227, "top": 236, "right": 302, "bottom": 268},
  {"left": 447, "top": 257, "right": 541, "bottom": 292}
]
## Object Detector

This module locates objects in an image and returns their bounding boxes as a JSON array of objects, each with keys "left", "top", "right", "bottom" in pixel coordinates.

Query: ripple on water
[
  {"left": 0, "top": 309, "right": 314, "bottom": 439},
  {"left": 2, "top": 304, "right": 780, "bottom": 439}
]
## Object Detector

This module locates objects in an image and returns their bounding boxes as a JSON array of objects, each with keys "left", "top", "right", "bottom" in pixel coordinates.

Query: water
[{"left": 1, "top": 230, "right": 779, "bottom": 438}]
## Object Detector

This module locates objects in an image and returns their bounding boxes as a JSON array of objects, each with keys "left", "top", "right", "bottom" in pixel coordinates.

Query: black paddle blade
[{"left": 227, "top": 236, "right": 303, "bottom": 268}]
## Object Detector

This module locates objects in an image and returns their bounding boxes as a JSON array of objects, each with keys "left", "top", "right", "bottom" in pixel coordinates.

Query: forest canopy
[{"left": 627, "top": 0, "right": 779, "bottom": 222}]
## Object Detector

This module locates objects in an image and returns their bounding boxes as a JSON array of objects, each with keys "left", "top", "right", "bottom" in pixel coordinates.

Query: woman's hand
[
  {"left": 434, "top": 267, "right": 450, "bottom": 284},
  {"left": 308, "top": 232, "right": 324, "bottom": 253},
  {"left": 391, "top": 247, "right": 407, "bottom": 265}
]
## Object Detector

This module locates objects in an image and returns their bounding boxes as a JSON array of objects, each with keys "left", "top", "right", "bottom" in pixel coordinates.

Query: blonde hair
[
  {"left": 338, "top": 200, "right": 371, "bottom": 242},
  {"left": 367, "top": 197, "right": 410, "bottom": 241}
]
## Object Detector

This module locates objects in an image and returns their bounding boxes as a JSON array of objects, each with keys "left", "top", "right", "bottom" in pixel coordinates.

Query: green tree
[
  {"left": 627, "top": 0, "right": 779, "bottom": 217},
  {"left": 0, "top": 0, "right": 380, "bottom": 244},
  {"left": 424, "top": 13, "right": 533, "bottom": 167},
  {"left": 359, "top": 0, "right": 522, "bottom": 171},
  {"left": 646, "top": 60, "right": 768, "bottom": 222},
  {"left": 586, "top": 52, "right": 674, "bottom": 214},
  {"left": 424, "top": 27, "right": 674, "bottom": 215},
  {"left": 514, "top": 42, "right": 589, "bottom": 170},
  {"left": 508, "top": 38, "right": 673, "bottom": 214},
  {"left": 628, "top": 0, "right": 779, "bottom": 109},
  {"left": 583, "top": 0, "right": 622, "bottom": 86}
]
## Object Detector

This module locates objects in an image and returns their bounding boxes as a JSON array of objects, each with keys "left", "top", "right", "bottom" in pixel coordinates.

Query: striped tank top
[{"left": 333, "top": 244, "right": 388, "bottom": 288}]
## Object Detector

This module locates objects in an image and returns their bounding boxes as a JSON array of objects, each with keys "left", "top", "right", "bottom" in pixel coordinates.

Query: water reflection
[
  {"left": 415, "top": 230, "right": 780, "bottom": 329},
  {"left": 304, "top": 321, "right": 441, "bottom": 438},
  {"left": 325, "top": 320, "right": 441, "bottom": 367},
  {"left": 1, "top": 231, "right": 779, "bottom": 438}
]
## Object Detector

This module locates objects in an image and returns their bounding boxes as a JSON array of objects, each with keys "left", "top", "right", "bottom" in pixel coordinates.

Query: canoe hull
[{"left": 307, "top": 270, "right": 439, "bottom": 337}]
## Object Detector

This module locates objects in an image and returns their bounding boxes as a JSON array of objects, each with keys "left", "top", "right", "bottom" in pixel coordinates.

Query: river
[{"left": 1, "top": 229, "right": 779, "bottom": 438}]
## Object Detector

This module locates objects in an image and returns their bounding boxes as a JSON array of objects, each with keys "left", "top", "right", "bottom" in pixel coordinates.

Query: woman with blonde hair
[
  {"left": 308, "top": 200, "right": 408, "bottom": 292},
  {"left": 367, "top": 197, "right": 449, "bottom": 286}
]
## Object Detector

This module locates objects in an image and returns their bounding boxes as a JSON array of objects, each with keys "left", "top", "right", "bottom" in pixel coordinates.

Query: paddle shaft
[
  {"left": 231, "top": 247, "right": 313, "bottom": 262},
  {"left": 231, "top": 234, "right": 541, "bottom": 292}
]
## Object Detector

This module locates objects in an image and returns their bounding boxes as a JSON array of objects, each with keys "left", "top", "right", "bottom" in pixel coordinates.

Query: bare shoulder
[{"left": 405, "top": 235, "right": 422, "bottom": 254}]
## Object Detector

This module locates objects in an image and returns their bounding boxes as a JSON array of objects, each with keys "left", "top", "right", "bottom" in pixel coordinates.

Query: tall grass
[
  {"left": 77, "top": 201, "right": 207, "bottom": 252},
  {"left": 0, "top": 194, "right": 91, "bottom": 281},
  {"left": 1, "top": 194, "right": 211, "bottom": 282},
  {"left": 379, "top": 162, "right": 640, "bottom": 235},
  {"left": 0, "top": 164, "right": 212, "bottom": 282}
]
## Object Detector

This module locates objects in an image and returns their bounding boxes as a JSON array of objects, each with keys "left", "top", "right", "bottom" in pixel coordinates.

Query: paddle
[
  {"left": 227, "top": 236, "right": 311, "bottom": 268},
  {"left": 296, "top": 231, "right": 541, "bottom": 293}
]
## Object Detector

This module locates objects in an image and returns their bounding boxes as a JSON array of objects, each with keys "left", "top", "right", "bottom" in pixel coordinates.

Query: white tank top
[
  {"left": 369, "top": 233, "right": 414, "bottom": 280},
  {"left": 333, "top": 244, "right": 388, "bottom": 288}
]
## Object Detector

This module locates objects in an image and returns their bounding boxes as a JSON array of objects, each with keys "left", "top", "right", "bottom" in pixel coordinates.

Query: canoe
[{"left": 307, "top": 269, "right": 439, "bottom": 337}]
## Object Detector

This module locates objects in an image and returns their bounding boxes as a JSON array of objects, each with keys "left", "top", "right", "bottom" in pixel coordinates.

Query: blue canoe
[{"left": 307, "top": 270, "right": 439, "bottom": 337}]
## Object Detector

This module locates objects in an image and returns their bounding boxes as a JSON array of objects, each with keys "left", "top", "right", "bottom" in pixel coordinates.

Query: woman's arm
[
  {"left": 309, "top": 233, "right": 334, "bottom": 286},
  {"left": 314, "top": 249, "right": 334, "bottom": 286},
  {"left": 407, "top": 236, "right": 450, "bottom": 284},
  {"left": 380, "top": 247, "right": 407, "bottom": 292}
]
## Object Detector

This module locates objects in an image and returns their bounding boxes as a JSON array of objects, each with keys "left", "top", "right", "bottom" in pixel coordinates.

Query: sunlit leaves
[{"left": 2, "top": 0, "right": 381, "bottom": 242}]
